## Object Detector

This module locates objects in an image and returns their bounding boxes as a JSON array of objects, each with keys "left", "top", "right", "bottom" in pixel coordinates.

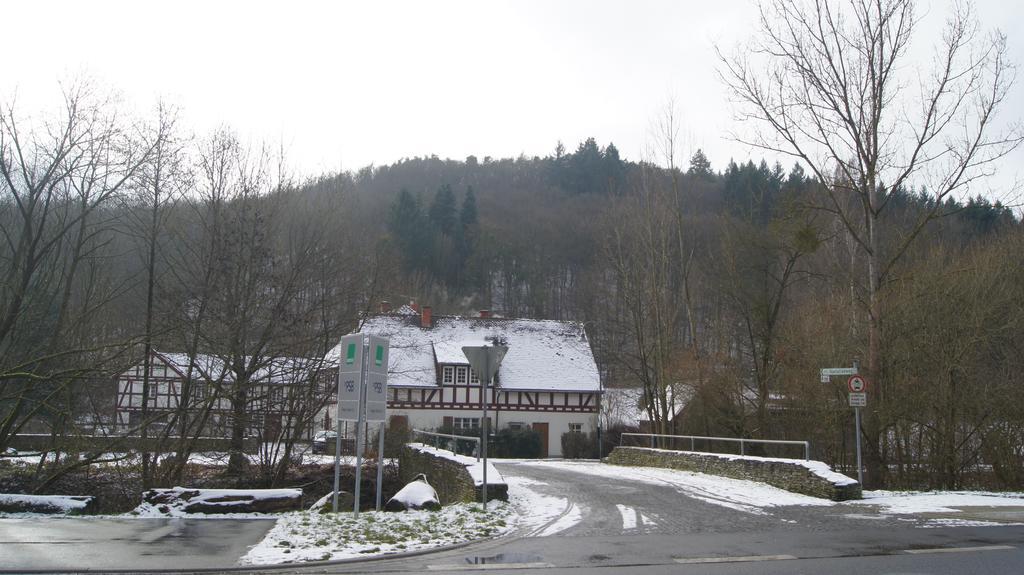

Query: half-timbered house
[
  {"left": 115, "top": 351, "right": 322, "bottom": 439},
  {"left": 322, "top": 306, "right": 602, "bottom": 457}
]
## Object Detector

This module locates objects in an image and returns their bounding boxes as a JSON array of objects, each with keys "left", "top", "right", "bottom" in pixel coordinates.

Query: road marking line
[
  {"left": 904, "top": 545, "right": 1015, "bottom": 555},
  {"left": 427, "top": 562, "right": 555, "bottom": 571},
  {"left": 616, "top": 504, "right": 637, "bottom": 530},
  {"left": 674, "top": 554, "right": 797, "bottom": 564}
]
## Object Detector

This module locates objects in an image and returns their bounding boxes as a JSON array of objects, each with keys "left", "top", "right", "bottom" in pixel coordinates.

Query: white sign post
[
  {"left": 366, "top": 335, "right": 390, "bottom": 511},
  {"left": 847, "top": 373, "right": 868, "bottom": 486},
  {"left": 820, "top": 362, "right": 866, "bottom": 486},
  {"left": 334, "top": 334, "right": 365, "bottom": 514},
  {"left": 462, "top": 343, "right": 508, "bottom": 511}
]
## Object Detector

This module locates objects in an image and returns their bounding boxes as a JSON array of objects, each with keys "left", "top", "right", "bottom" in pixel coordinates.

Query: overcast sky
[{"left": 4, "top": 0, "right": 1022, "bottom": 198}]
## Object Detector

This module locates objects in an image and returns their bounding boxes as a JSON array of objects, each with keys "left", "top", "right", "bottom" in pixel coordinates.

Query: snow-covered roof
[
  {"left": 602, "top": 384, "right": 694, "bottom": 426},
  {"left": 325, "top": 314, "right": 601, "bottom": 392},
  {"left": 133, "top": 352, "right": 317, "bottom": 385}
]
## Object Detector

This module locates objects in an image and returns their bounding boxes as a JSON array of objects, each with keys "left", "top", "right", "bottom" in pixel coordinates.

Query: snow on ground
[
  {"left": 854, "top": 490, "right": 1024, "bottom": 514},
  {"left": 632, "top": 448, "right": 857, "bottom": 486},
  {"left": 503, "top": 475, "right": 582, "bottom": 536},
  {"left": 518, "top": 460, "right": 834, "bottom": 515},
  {"left": 0, "top": 494, "right": 91, "bottom": 514},
  {"left": 240, "top": 503, "right": 515, "bottom": 565},
  {"left": 407, "top": 443, "right": 503, "bottom": 486}
]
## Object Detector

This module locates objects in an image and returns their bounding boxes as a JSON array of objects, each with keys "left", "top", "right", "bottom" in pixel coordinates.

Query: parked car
[{"left": 312, "top": 430, "right": 338, "bottom": 454}]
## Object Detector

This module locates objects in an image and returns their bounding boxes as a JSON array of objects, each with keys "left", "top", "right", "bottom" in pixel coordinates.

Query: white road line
[
  {"left": 674, "top": 554, "right": 797, "bottom": 564},
  {"left": 427, "top": 562, "right": 555, "bottom": 571},
  {"left": 904, "top": 545, "right": 1015, "bottom": 555},
  {"left": 616, "top": 504, "right": 637, "bottom": 530}
]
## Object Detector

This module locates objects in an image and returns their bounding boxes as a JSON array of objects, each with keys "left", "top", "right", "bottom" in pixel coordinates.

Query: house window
[
  {"left": 469, "top": 369, "right": 480, "bottom": 384},
  {"left": 270, "top": 387, "right": 285, "bottom": 403},
  {"left": 568, "top": 423, "right": 583, "bottom": 433},
  {"left": 507, "top": 422, "right": 525, "bottom": 431},
  {"left": 452, "top": 417, "right": 479, "bottom": 431},
  {"left": 443, "top": 366, "right": 454, "bottom": 384},
  {"left": 148, "top": 384, "right": 158, "bottom": 399},
  {"left": 456, "top": 367, "right": 467, "bottom": 384},
  {"left": 193, "top": 383, "right": 208, "bottom": 401}
]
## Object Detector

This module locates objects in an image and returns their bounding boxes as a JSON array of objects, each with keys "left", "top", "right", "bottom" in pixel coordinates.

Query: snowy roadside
[
  {"left": 240, "top": 502, "right": 515, "bottom": 565},
  {"left": 854, "top": 489, "right": 1024, "bottom": 513},
  {"left": 516, "top": 459, "right": 833, "bottom": 515}
]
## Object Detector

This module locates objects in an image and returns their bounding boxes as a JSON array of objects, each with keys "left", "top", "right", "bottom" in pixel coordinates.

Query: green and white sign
[
  {"left": 365, "top": 335, "right": 389, "bottom": 423},
  {"left": 337, "top": 334, "right": 365, "bottom": 422}
]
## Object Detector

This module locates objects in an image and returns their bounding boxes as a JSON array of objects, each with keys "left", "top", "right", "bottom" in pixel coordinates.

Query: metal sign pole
[
  {"left": 855, "top": 406, "right": 863, "bottom": 486},
  {"left": 354, "top": 378, "right": 366, "bottom": 511},
  {"left": 353, "top": 340, "right": 368, "bottom": 517},
  {"left": 376, "top": 420, "right": 385, "bottom": 511},
  {"left": 331, "top": 373, "right": 343, "bottom": 513},
  {"left": 481, "top": 350, "right": 489, "bottom": 511}
]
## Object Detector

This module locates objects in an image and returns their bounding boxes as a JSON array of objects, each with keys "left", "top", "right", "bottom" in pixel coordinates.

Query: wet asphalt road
[{"left": 0, "top": 516, "right": 275, "bottom": 571}]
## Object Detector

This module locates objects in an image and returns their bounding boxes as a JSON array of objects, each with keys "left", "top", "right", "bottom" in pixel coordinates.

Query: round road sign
[{"left": 848, "top": 375, "right": 867, "bottom": 393}]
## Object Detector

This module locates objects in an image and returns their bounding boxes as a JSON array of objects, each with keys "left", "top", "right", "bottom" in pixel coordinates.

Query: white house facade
[{"left": 321, "top": 306, "right": 602, "bottom": 457}]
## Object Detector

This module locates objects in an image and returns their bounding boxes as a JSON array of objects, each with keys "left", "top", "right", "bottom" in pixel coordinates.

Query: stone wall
[
  {"left": 608, "top": 446, "right": 862, "bottom": 501},
  {"left": 399, "top": 445, "right": 507, "bottom": 504}
]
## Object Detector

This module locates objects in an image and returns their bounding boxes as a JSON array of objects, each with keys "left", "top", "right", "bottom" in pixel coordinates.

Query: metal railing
[
  {"left": 621, "top": 432, "right": 810, "bottom": 460},
  {"left": 412, "top": 428, "right": 481, "bottom": 461}
]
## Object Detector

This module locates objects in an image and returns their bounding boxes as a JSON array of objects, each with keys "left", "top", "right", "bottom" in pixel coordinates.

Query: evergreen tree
[
  {"left": 429, "top": 184, "right": 457, "bottom": 236},
  {"left": 688, "top": 148, "right": 713, "bottom": 177},
  {"left": 388, "top": 189, "right": 430, "bottom": 272}
]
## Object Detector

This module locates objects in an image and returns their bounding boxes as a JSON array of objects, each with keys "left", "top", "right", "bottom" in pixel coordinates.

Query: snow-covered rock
[
  {"left": 138, "top": 487, "right": 302, "bottom": 515},
  {"left": 0, "top": 493, "right": 96, "bottom": 515},
  {"left": 385, "top": 474, "right": 441, "bottom": 511}
]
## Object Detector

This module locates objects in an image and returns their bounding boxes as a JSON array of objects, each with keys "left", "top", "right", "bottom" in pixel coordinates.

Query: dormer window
[
  {"left": 469, "top": 369, "right": 480, "bottom": 384},
  {"left": 456, "top": 366, "right": 468, "bottom": 384},
  {"left": 442, "top": 366, "right": 454, "bottom": 384}
]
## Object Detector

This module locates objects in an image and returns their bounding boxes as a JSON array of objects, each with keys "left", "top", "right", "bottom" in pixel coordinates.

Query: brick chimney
[
  {"left": 421, "top": 306, "right": 432, "bottom": 328},
  {"left": 379, "top": 300, "right": 391, "bottom": 313},
  {"left": 478, "top": 309, "right": 491, "bottom": 318},
  {"left": 411, "top": 301, "right": 420, "bottom": 313}
]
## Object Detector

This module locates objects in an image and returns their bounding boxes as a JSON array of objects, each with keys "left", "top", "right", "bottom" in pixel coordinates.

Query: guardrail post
[
  {"left": 804, "top": 442, "right": 810, "bottom": 461},
  {"left": 740, "top": 439, "right": 745, "bottom": 456},
  {"left": 650, "top": 435, "right": 655, "bottom": 449},
  {"left": 690, "top": 437, "right": 695, "bottom": 451}
]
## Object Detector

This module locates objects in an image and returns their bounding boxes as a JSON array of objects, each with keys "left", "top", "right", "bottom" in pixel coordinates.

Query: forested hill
[{"left": 305, "top": 137, "right": 1019, "bottom": 321}]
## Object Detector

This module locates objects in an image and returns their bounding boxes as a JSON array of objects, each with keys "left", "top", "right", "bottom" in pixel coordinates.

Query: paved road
[
  {"left": 0, "top": 516, "right": 276, "bottom": 571},
  {"left": 303, "top": 460, "right": 1024, "bottom": 575}
]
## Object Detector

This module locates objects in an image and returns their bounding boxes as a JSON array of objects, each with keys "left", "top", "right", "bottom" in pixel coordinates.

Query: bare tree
[
  {"left": 719, "top": 0, "right": 1022, "bottom": 485},
  {"left": 0, "top": 84, "right": 155, "bottom": 454}
]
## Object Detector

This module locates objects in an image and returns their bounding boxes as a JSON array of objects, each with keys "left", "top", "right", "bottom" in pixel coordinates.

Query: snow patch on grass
[
  {"left": 854, "top": 490, "right": 1024, "bottom": 514},
  {"left": 240, "top": 503, "right": 515, "bottom": 565}
]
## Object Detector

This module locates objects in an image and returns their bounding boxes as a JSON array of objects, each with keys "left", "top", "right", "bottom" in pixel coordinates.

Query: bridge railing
[
  {"left": 620, "top": 432, "right": 810, "bottom": 461},
  {"left": 412, "top": 428, "right": 481, "bottom": 461}
]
